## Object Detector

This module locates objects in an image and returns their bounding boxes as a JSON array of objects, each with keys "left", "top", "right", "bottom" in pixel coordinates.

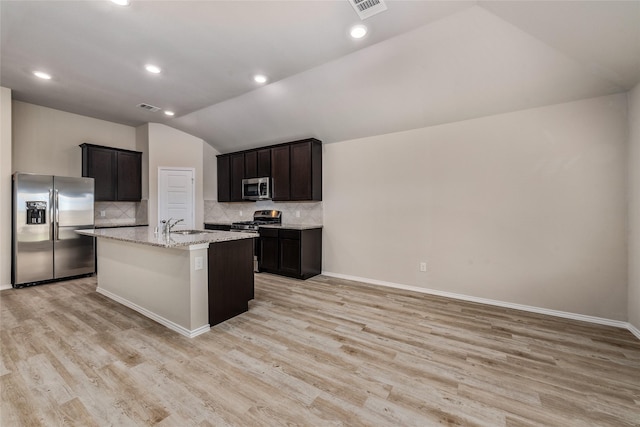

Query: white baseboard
[
  {"left": 322, "top": 271, "right": 638, "bottom": 338},
  {"left": 96, "top": 287, "right": 210, "bottom": 338},
  {"left": 0, "top": 283, "right": 12, "bottom": 291}
]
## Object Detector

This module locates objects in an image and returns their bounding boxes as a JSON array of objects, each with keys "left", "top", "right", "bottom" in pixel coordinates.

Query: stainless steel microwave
[{"left": 242, "top": 177, "right": 271, "bottom": 200}]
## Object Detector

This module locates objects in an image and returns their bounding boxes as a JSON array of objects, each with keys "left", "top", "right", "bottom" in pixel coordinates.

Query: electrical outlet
[
  {"left": 195, "top": 256, "right": 203, "bottom": 270},
  {"left": 419, "top": 262, "right": 427, "bottom": 272},
  {"left": 239, "top": 210, "right": 243, "bottom": 217},
  {"left": 295, "top": 210, "right": 300, "bottom": 218},
  {"left": 100, "top": 210, "right": 106, "bottom": 217}
]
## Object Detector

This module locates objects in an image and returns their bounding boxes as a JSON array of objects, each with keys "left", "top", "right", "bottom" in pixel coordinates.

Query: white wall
[
  {"left": 12, "top": 101, "right": 137, "bottom": 177},
  {"left": 146, "top": 123, "right": 205, "bottom": 229},
  {"left": 203, "top": 142, "right": 219, "bottom": 200},
  {"left": 0, "top": 87, "right": 12, "bottom": 289},
  {"left": 9, "top": 102, "right": 207, "bottom": 234},
  {"left": 628, "top": 84, "right": 640, "bottom": 331},
  {"left": 136, "top": 124, "right": 150, "bottom": 201},
  {"left": 323, "top": 94, "right": 628, "bottom": 321}
]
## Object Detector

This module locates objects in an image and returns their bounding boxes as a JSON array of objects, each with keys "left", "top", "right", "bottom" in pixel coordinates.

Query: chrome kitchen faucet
[{"left": 161, "top": 218, "right": 184, "bottom": 235}]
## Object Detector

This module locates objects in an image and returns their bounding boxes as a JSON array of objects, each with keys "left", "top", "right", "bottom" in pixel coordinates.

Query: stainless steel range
[
  {"left": 231, "top": 210, "right": 282, "bottom": 272},
  {"left": 231, "top": 210, "right": 282, "bottom": 232}
]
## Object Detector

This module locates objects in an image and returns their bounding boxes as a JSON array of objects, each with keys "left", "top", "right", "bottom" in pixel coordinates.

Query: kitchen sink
[{"left": 171, "top": 229, "right": 211, "bottom": 235}]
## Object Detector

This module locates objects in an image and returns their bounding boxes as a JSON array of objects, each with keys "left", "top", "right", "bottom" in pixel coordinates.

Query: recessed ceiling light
[
  {"left": 254, "top": 74, "right": 268, "bottom": 84},
  {"left": 145, "top": 64, "right": 161, "bottom": 74},
  {"left": 111, "top": 0, "right": 130, "bottom": 6},
  {"left": 33, "top": 71, "right": 52, "bottom": 80},
  {"left": 350, "top": 24, "right": 368, "bottom": 39},
  {"left": 164, "top": 111, "right": 175, "bottom": 117}
]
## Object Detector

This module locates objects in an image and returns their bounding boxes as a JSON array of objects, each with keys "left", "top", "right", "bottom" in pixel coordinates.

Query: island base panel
[
  {"left": 208, "top": 238, "right": 255, "bottom": 326},
  {"left": 95, "top": 238, "right": 209, "bottom": 337}
]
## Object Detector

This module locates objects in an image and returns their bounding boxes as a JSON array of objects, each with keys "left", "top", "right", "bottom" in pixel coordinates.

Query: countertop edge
[
  {"left": 259, "top": 224, "right": 323, "bottom": 230},
  {"left": 77, "top": 227, "right": 258, "bottom": 249},
  {"left": 204, "top": 222, "right": 323, "bottom": 230},
  {"left": 95, "top": 224, "right": 149, "bottom": 229}
]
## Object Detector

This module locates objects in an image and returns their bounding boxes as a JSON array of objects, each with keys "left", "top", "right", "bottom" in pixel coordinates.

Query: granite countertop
[
  {"left": 77, "top": 226, "right": 258, "bottom": 248},
  {"left": 259, "top": 224, "right": 323, "bottom": 230},
  {"left": 95, "top": 223, "right": 149, "bottom": 229},
  {"left": 204, "top": 222, "right": 322, "bottom": 230}
]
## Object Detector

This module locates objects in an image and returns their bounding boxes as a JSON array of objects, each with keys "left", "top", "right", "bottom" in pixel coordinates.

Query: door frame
[{"left": 158, "top": 167, "right": 195, "bottom": 230}]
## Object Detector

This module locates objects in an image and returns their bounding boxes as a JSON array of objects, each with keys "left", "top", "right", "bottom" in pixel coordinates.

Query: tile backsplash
[
  {"left": 94, "top": 200, "right": 148, "bottom": 227},
  {"left": 94, "top": 199, "right": 321, "bottom": 227},
  {"left": 205, "top": 200, "right": 322, "bottom": 225}
]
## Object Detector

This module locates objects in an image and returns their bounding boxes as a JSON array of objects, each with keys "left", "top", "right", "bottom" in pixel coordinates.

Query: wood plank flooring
[{"left": 1, "top": 273, "right": 639, "bottom": 426}]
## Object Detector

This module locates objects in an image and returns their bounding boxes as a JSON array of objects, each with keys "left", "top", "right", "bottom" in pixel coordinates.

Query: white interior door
[{"left": 158, "top": 168, "right": 194, "bottom": 230}]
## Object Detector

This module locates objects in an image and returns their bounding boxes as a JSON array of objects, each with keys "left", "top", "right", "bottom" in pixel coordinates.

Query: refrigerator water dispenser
[{"left": 26, "top": 201, "right": 47, "bottom": 224}]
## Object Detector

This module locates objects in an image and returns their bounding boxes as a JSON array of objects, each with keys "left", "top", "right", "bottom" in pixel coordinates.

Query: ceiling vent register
[
  {"left": 349, "top": 0, "right": 387, "bottom": 20},
  {"left": 137, "top": 103, "right": 161, "bottom": 112}
]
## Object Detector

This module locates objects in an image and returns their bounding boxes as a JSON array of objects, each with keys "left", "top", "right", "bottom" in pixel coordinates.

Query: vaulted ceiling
[{"left": 2, "top": 1, "right": 639, "bottom": 153}]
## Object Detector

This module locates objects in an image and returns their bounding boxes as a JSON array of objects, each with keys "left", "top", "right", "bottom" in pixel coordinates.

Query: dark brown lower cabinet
[
  {"left": 207, "top": 238, "right": 255, "bottom": 326},
  {"left": 204, "top": 223, "right": 231, "bottom": 231},
  {"left": 259, "top": 231, "right": 279, "bottom": 271},
  {"left": 258, "top": 227, "right": 322, "bottom": 280}
]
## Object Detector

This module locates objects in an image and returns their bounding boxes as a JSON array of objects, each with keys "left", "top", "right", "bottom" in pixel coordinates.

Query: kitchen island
[{"left": 77, "top": 227, "right": 257, "bottom": 338}]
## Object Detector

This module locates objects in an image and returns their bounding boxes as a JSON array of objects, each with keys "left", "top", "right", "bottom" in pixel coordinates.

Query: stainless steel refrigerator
[{"left": 12, "top": 173, "right": 95, "bottom": 287}]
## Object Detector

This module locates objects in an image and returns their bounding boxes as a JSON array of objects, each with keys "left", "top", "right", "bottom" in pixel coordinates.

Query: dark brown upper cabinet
[
  {"left": 217, "top": 155, "right": 231, "bottom": 202},
  {"left": 116, "top": 151, "right": 142, "bottom": 201},
  {"left": 257, "top": 148, "right": 271, "bottom": 177},
  {"left": 82, "top": 144, "right": 116, "bottom": 200},
  {"left": 216, "top": 138, "right": 322, "bottom": 202},
  {"left": 290, "top": 139, "right": 322, "bottom": 201},
  {"left": 271, "top": 145, "right": 291, "bottom": 201},
  {"left": 244, "top": 151, "right": 258, "bottom": 179},
  {"left": 81, "top": 143, "right": 142, "bottom": 201},
  {"left": 217, "top": 153, "right": 245, "bottom": 202},
  {"left": 243, "top": 148, "right": 271, "bottom": 180},
  {"left": 230, "top": 153, "right": 245, "bottom": 202}
]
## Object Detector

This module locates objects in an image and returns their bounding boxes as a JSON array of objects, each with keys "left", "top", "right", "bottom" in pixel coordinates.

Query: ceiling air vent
[
  {"left": 137, "top": 103, "right": 161, "bottom": 113},
  {"left": 348, "top": 0, "right": 387, "bottom": 20}
]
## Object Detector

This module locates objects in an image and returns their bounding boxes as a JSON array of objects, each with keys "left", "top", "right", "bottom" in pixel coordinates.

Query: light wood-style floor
[{"left": 1, "top": 273, "right": 639, "bottom": 426}]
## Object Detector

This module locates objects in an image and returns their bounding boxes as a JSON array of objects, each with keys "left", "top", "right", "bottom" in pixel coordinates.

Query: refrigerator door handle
[
  {"left": 49, "top": 189, "right": 54, "bottom": 241},
  {"left": 54, "top": 189, "right": 59, "bottom": 241}
]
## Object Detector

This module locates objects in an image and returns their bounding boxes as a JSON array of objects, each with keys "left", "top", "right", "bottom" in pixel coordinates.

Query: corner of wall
[
  {"left": 0, "top": 87, "right": 13, "bottom": 289},
  {"left": 628, "top": 84, "right": 640, "bottom": 332},
  {"left": 135, "top": 124, "right": 150, "bottom": 202},
  {"left": 146, "top": 123, "right": 205, "bottom": 229},
  {"left": 203, "top": 142, "right": 220, "bottom": 201}
]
